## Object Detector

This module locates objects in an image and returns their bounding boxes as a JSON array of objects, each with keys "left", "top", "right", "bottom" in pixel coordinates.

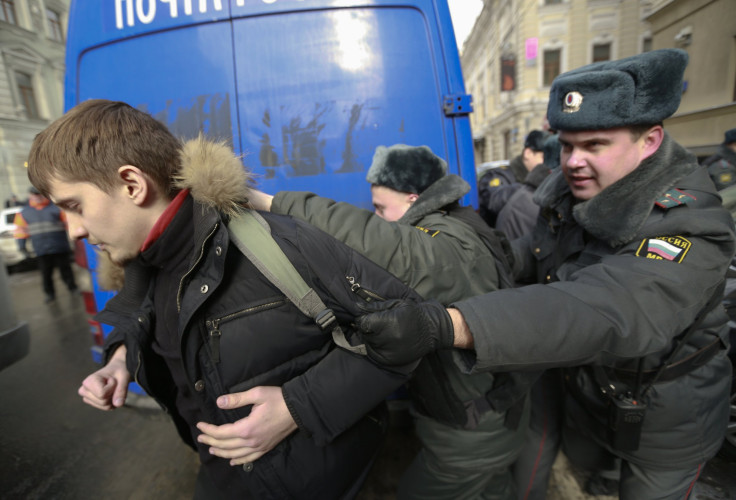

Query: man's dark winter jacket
[
  {"left": 271, "top": 174, "right": 527, "bottom": 476},
  {"left": 96, "top": 138, "right": 418, "bottom": 499},
  {"left": 455, "top": 133, "right": 735, "bottom": 468}
]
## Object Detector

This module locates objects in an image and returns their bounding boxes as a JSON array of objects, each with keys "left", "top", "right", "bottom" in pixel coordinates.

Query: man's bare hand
[
  {"left": 196, "top": 386, "right": 298, "bottom": 466},
  {"left": 78, "top": 345, "right": 130, "bottom": 410}
]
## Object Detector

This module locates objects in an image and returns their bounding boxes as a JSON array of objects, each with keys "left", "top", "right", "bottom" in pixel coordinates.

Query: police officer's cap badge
[{"left": 563, "top": 92, "right": 583, "bottom": 113}]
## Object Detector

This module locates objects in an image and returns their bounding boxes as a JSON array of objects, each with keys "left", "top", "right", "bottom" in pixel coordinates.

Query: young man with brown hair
[{"left": 28, "top": 99, "right": 418, "bottom": 499}]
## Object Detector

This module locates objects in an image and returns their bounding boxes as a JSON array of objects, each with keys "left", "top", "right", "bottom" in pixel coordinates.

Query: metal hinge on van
[{"left": 443, "top": 93, "right": 473, "bottom": 116}]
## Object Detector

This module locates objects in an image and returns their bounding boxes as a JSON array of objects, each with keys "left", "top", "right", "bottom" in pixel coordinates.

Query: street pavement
[{"left": 1, "top": 267, "right": 734, "bottom": 499}]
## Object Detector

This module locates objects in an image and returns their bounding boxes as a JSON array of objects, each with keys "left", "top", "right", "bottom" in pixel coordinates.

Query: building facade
[
  {"left": 649, "top": 0, "right": 736, "bottom": 159},
  {"left": 0, "top": 0, "right": 68, "bottom": 206},
  {"left": 462, "top": 0, "right": 653, "bottom": 164}
]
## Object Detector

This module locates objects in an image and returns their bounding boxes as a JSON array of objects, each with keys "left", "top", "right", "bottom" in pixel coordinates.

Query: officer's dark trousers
[
  {"left": 513, "top": 369, "right": 704, "bottom": 500},
  {"left": 563, "top": 424, "right": 703, "bottom": 499},
  {"left": 38, "top": 251, "right": 76, "bottom": 299},
  {"left": 512, "top": 369, "right": 564, "bottom": 500}
]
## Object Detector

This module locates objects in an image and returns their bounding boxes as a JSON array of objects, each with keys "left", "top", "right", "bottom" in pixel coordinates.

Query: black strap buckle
[{"left": 315, "top": 309, "right": 337, "bottom": 331}]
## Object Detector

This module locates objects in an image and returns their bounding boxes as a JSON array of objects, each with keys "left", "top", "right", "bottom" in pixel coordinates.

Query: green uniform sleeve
[{"left": 272, "top": 191, "right": 499, "bottom": 304}]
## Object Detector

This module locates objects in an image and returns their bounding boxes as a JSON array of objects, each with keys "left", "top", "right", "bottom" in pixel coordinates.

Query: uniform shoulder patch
[
  {"left": 415, "top": 225, "right": 441, "bottom": 237},
  {"left": 635, "top": 236, "right": 691, "bottom": 263},
  {"left": 654, "top": 189, "right": 696, "bottom": 209}
]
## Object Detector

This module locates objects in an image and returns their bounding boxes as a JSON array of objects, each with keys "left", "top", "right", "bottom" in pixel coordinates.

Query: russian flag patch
[{"left": 635, "top": 236, "right": 691, "bottom": 263}]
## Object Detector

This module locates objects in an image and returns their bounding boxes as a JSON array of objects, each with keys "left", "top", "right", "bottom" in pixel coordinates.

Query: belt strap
[
  {"left": 608, "top": 338, "right": 722, "bottom": 386},
  {"left": 592, "top": 281, "right": 725, "bottom": 399}
]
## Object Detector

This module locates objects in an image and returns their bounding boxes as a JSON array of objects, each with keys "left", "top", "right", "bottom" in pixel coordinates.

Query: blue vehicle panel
[
  {"left": 65, "top": 0, "right": 475, "bottom": 391},
  {"left": 76, "top": 22, "right": 239, "bottom": 142},
  {"left": 232, "top": 7, "right": 450, "bottom": 209}
]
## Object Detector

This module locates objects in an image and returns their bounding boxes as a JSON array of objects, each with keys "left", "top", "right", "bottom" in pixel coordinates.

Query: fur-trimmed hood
[
  {"left": 399, "top": 174, "right": 470, "bottom": 225},
  {"left": 98, "top": 137, "right": 251, "bottom": 290},
  {"left": 173, "top": 136, "right": 252, "bottom": 215},
  {"left": 533, "top": 132, "right": 699, "bottom": 247}
]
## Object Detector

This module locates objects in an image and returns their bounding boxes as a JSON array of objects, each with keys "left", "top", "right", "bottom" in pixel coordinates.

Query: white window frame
[
  {"left": 2, "top": 46, "right": 47, "bottom": 120},
  {"left": 540, "top": 43, "right": 565, "bottom": 88}
]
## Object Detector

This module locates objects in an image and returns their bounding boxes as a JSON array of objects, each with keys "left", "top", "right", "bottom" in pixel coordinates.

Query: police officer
[
  {"left": 703, "top": 128, "right": 736, "bottom": 190},
  {"left": 355, "top": 49, "right": 735, "bottom": 499},
  {"left": 248, "top": 144, "right": 529, "bottom": 499},
  {"left": 478, "top": 130, "right": 547, "bottom": 227}
]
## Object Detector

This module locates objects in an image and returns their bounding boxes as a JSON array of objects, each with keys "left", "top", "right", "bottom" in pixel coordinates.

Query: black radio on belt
[{"left": 607, "top": 394, "right": 647, "bottom": 452}]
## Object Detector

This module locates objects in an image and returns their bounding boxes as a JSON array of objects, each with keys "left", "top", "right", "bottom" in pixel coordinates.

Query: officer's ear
[{"left": 639, "top": 126, "right": 664, "bottom": 162}]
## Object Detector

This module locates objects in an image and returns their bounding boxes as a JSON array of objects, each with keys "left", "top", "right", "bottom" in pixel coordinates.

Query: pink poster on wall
[{"left": 526, "top": 37, "right": 538, "bottom": 60}]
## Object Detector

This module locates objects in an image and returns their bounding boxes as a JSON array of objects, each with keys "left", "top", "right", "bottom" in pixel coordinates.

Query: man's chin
[{"left": 103, "top": 249, "right": 134, "bottom": 267}]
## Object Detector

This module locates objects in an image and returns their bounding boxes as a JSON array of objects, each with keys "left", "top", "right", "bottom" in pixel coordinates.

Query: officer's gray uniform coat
[{"left": 454, "top": 133, "right": 735, "bottom": 469}]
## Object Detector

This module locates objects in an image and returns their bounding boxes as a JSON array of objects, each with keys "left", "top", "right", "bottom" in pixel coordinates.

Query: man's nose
[
  {"left": 66, "top": 215, "right": 87, "bottom": 240},
  {"left": 565, "top": 149, "right": 586, "bottom": 168}
]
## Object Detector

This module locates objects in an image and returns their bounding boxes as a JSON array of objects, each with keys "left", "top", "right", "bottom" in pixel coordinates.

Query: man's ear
[
  {"left": 117, "top": 165, "right": 150, "bottom": 206},
  {"left": 640, "top": 125, "right": 664, "bottom": 162},
  {"left": 407, "top": 193, "right": 419, "bottom": 204}
]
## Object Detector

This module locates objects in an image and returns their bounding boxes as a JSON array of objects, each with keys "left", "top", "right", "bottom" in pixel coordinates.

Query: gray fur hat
[
  {"left": 365, "top": 144, "right": 448, "bottom": 194},
  {"left": 543, "top": 134, "right": 562, "bottom": 170},
  {"left": 547, "top": 49, "right": 688, "bottom": 131}
]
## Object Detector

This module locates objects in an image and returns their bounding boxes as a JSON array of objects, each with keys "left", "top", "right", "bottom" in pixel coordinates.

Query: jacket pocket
[
  {"left": 346, "top": 275, "right": 385, "bottom": 303},
  {"left": 205, "top": 297, "right": 287, "bottom": 363}
]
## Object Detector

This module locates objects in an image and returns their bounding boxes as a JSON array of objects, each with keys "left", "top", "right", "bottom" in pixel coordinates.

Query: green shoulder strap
[{"left": 227, "top": 210, "right": 366, "bottom": 355}]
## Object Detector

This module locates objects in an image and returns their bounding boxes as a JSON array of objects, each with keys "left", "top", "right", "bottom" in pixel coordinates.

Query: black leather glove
[{"left": 355, "top": 299, "right": 454, "bottom": 366}]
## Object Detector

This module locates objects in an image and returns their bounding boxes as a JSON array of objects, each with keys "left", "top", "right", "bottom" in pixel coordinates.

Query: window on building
[
  {"left": 46, "top": 8, "right": 64, "bottom": 42},
  {"left": 543, "top": 49, "right": 561, "bottom": 86},
  {"left": 593, "top": 43, "right": 611, "bottom": 63},
  {"left": 16, "top": 72, "right": 39, "bottom": 119},
  {"left": 544, "top": 0, "right": 563, "bottom": 4},
  {"left": 642, "top": 37, "right": 652, "bottom": 53},
  {"left": 0, "top": 0, "right": 17, "bottom": 25},
  {"left": 501, "top": 56, "right": 516, "bottom": 91}
]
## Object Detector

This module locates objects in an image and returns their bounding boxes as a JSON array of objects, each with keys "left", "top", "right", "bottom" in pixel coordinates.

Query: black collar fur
[{"left": 399, "top": 175, "right": 470, "bottom": 226}]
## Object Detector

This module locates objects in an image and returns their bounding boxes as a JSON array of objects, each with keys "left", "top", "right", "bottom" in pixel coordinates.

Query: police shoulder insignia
[
  {"left": 635, "top": 236, "right": 691, "bottom": 263},
  {"left": 654, "top": 189, "right": 696, "bottom": 209},
  {"left": 415, "top": 225, "right": 441, "bottom": 237}
]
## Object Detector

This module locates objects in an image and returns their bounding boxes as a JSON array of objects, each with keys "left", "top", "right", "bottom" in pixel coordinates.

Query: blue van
[{"left": 65, "top": 0, "right": 475, "bottom": 388}]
